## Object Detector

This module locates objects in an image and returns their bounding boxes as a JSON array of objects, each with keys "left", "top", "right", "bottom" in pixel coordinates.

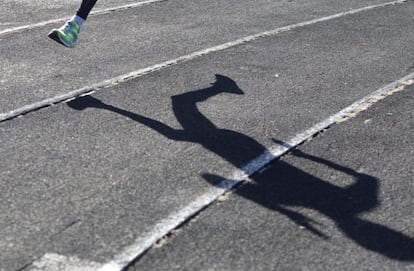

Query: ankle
[{"left": 71, "top": 15, "right": 85, "bottom": 27}]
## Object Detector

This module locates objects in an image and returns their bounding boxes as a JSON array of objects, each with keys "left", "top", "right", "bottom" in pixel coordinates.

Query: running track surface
[{"left": 1, "top": 0, "right": 413, "bottom": 270}]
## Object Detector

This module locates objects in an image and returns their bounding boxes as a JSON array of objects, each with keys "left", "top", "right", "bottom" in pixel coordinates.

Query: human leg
[{"left": 76, "top": 0, "right": 99, "bottom": 20}]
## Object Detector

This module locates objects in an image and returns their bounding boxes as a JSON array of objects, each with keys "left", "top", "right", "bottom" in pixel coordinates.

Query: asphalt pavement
[{"left": 1, "top": 0, "right": 413, "bottom": 270}]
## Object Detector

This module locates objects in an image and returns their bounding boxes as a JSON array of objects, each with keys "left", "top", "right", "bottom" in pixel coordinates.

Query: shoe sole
[{"left": 48, "top": 30, "right": 74, "bottom": 48}]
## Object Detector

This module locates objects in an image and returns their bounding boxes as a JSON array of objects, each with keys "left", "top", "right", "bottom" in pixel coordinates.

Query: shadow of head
[
  {"left": 67, "top": 95, "right": 105, "bottom": 111},
  {"left": 211, "top": 74, "right": 244, "bottom": 95}
]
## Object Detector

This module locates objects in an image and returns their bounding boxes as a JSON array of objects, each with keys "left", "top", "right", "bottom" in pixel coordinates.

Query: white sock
[{"left": 72, "top": 15, "right": 85, "bottom": 28}]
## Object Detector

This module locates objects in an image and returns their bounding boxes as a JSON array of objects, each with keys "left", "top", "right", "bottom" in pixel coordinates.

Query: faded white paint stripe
[
  {"left": 0, "top": 0, "right": 407, "bottom": 123},
  {"left": 27, "top": 253, "right": 101, "bottom": 271},
  {"left": 98, "top": 74, "right": 414, "bottom": 271},
  {"left": 0, "top": 0, "right": 166, "bottom": 36}
]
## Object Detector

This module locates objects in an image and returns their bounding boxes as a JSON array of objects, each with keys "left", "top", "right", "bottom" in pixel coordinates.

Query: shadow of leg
[{"left": 338, "top": 217, "right": 414, "bottom": 261}]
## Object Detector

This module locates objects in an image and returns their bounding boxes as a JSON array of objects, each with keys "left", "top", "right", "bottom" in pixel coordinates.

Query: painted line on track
[
  {"left": 97, "top": 74, "right": 414, "bottom": 271},
  {"left": 0, "top": 0, "right": 407, "bottom": 123},
  {"left": 0, "top": 0, "right": 167, "bottom": 36}
]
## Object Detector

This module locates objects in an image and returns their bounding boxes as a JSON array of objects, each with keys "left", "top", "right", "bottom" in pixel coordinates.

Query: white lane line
[
  {"left": 0, "top": 0, "right": 407, "bottom": 123},
  {"left": 28, "top": 253, "right": 101, "bottom": 271},
  {"left": 98, "top": 73, "right": 414, "bottom": 271},
  {"left": 0, "top": 0, "right": 166, "bottom": 36}
]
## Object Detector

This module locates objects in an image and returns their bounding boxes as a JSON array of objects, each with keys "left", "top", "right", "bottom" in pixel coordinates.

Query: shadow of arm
[
  {"left": 67, "top": 96, "right": 185, "bottom": 141},
  {"left": 105, "top": 104, "right": 185, "bottom": 141}
]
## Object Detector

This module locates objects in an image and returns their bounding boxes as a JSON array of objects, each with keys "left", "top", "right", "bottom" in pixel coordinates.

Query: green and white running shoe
[{"left": 48, "top": 19, "right": 81, "bottom": 47}]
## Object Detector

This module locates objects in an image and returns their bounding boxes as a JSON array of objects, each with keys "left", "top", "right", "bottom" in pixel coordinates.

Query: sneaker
[{"left": 48, "top": 19, "right": 80, "bottom": 47}]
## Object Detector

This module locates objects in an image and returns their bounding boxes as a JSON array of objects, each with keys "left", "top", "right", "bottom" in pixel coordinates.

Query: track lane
[{"left": 0, "top": 0, "right": 405, "bottom": 113}]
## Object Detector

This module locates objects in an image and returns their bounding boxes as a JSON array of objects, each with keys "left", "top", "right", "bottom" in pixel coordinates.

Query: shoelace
[{"left": 64, "top": 21, "right": 76, "bottom": 34}]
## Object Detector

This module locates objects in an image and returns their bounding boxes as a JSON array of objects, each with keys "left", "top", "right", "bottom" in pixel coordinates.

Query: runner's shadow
[{"left": 67, "top": 74, "right": 414, "bottom": 261}]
